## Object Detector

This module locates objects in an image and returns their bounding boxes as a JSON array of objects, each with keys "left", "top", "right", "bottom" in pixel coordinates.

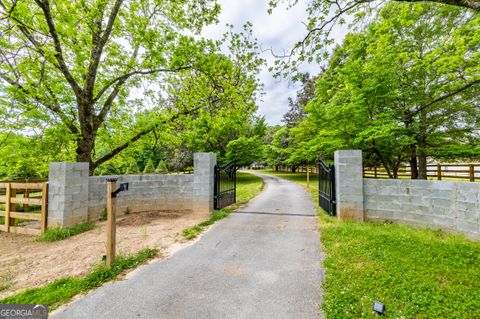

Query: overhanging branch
[
  {"left": 406, "top": 79, "right": 480, "bottom": 119},
  {"left": 92, "top": 104, "right": 204, "bottom": 169},
  {"left": 93, "top": 65, "right": 193, "bottom": 103}
]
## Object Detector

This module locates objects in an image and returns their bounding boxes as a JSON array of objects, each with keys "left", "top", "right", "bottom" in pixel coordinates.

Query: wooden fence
[
  {"left": 0, "top": 182, "right": 48, "bottom": 235},
  {"left": 276, "top": 165, "right": 320, "bottom": 174},
  {"left": 363, "top": 164, "right": 480, "bottom": 182},
  {"left": 275, "top": 163, "right": 480, "bottom": 182}
]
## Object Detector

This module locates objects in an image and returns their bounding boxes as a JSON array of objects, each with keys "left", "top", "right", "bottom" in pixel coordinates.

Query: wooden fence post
[
  {"left": 437, "top": 164, "right": 442, "bottom": 180},
  {"left": 41, "top": 183, "right": 48, "bottom": 233},
  {"left": 23, "top": 189, "right": 29, "bottom": 212},
  {"left": 106, "top": 178, "right": 117, "bottom": 268},
  {"left": 470, "top": 165, "right": 475, "bottom": 182},
  {"left": 5, "top": 183, "right": 11, "bottom": 232},
  {"left": 374, "top": 166, "right": 377, "bottom": 178},
  {"left": 307, "top": 166, "right": 310, "bottom": 189},
  {"left": 10, "top": 188, "right": 16, "bottom": 227}
]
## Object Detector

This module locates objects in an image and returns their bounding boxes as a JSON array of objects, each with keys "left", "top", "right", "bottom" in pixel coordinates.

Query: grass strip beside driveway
[
  {"left": 182, "top": 171, "right": 264, "bottom": 240},
  {"left": 0, "top": 248, "right": 158, "bottom": 310},
  {"left": 259, "top": 170, "right": 480, "bottom": 318}
]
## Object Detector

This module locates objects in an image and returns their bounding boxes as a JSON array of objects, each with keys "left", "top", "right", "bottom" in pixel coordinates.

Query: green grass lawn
[
  {"left": 259, "top": 169, "right": 480, "bottom": 318},
  {"left": 182, "top": 171, "right": 264, "bottom": 240},
  {"left": 236, "top": 171, "right": 265, "bottom": 204}
]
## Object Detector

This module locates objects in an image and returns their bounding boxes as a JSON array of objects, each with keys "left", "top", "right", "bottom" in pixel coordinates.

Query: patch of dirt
[
  {"left": 0, "top": 210, "right": 209, "bottom": 299},
  {"left": 117, "top": 210, "right": 185, "bottom": 227}
]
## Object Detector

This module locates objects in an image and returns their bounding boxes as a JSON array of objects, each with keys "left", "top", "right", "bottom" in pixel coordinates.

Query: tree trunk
[
  {"left": 76, "top": 135, "right": 96, "bottom": 174},
  {"left": 372, "top": 148, "right": 393, "bottom": 179},
  {"left": 417, "top": 109, "right": 428, "bottom": 180},
  {"left": 409, "top": 145, "right": 418, "bottom": 179},
  {"left": 417, "top": 141, "right": 427, "bottom": 179},
  {"left": 392, "top": 156, "right": 402, "bottom": 179}
]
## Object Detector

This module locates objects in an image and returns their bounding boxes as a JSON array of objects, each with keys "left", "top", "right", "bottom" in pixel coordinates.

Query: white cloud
[{"left": 202, "top": 0, "right": 346, "bottom": 125}]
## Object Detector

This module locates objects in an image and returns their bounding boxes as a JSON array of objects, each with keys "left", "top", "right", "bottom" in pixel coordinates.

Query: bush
[
  {"left": 143, "top": 159, "right": 156, "bottom": 174},
  {"left": 155, "top": 159, "right": 168, "bottom": 173},
  {"left": 125, "top": 161, "right": 140, "bottom": 174}
]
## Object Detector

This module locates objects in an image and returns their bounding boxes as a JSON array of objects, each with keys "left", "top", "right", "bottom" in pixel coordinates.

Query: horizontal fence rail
[
  {"left": 0, "top": 181, "right": 48, "bottom": 235},
  {"left": 363, "top": 164, "right": 480, "bottom": 182},
  {"left": 275, "top": 165, "right": 320, "bottom": 174}
]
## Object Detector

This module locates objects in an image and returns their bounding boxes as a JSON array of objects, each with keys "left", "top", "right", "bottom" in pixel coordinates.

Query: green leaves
[
  {"left": 270, "top": 0, "right": 479, "bottom": 78},
  {"left": 226, "top": 136, "right": 264, "bottom": 167},
  {"left": 281, "top": 3, "right": 480, "bottom": 176},
  {"left": 0, "top": 0, "right": 263, "bottom": 173}
]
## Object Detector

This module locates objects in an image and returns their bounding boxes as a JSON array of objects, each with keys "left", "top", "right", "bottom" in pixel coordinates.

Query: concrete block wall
[
  {"left": 48, "top": 162, "right": 89, "bottom": 227},
  {"left": 193, "top": 153, "right": 216, "bottom": 214},
  {"left": 333, "top": 149, "right": 480, "bottom": 239},
  {"left": 88, "top": 174, "right": 195, "bottom": 220},
  {"left": 334, "top": 150, "right": 364, "bottom": 221},
  {"left": 364, "top": 179, "right": 480, "bottom": 239},
  {"left": 48, "top": 153, "right": 216, "bottom": 227}
]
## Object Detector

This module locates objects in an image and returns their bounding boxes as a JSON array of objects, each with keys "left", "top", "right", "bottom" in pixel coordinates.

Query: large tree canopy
[
  {"left": 0, "top": 0, "right": 262, "bottom": 174},
  {"left": 269, "top": 0, "right": 479, "bottom": 77},
  {"left": 280, "top": 3, "right": 480, "bottom": 178}
]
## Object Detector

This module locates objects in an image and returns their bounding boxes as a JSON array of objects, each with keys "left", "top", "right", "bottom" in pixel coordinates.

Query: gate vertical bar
[
  {"left": 213, "top": 161, "right": 236, "bottom": 210},
  {"left": 317, "top": 158, "right": 336, "bottom": 216}
]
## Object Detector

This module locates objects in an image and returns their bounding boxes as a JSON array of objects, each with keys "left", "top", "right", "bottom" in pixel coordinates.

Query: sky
[{"left": 201, "top": 1, "right": 323, "bottom": 125}]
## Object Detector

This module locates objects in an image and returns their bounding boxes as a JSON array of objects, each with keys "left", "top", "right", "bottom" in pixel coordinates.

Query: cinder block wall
[
  {"left": 334, "top": 150, "right": 364, "bottom": 221},
  {"left": 88, "top": 174, "right": 194, "bottom": 220},
  {"left": 48, "top": 162, "right": 89, "bottom": 227},
  {"left": 333, "top": 150, "right": 480, "bottom": 240},
  {"left": 48, "top": 153, "right": 216, "bottom": 227},
  {"left": 364, "top": 178, "right": 480, "bottom": 239}
]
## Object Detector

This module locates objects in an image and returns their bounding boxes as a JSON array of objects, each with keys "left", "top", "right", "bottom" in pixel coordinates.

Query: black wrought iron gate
[
  {"left": 318, "top": 158, "right": 336, "bottom": 216},
  {"left": 214, "top": 161, "right": 236, "bottom": 210}
]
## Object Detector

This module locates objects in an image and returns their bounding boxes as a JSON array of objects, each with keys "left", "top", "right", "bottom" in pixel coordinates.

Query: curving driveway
[{"left": 52, "top": 172, "right": 323, "bottom": 319}]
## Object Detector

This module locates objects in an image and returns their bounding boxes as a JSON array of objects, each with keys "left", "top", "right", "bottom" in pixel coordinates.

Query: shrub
[
  {"left": 143, "top": 159, "right": 156, "bottom": 174},
  {"left": 155, "top": 159, "right": 168, "bottom": 173},
  {"left": 125, "top": 161, "right": 140, "bottom": 175}
]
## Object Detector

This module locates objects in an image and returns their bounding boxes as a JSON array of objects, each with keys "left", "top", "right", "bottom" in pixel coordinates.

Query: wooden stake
[
  {"left": 40, "top": 184, "right": 48, "bottom": 233},
  {"left": 470, "top": 165, "right": 475, "bottom": 182},
  {"left": 307, "top": 166, "right": 310, "bottom": 189},
  {"left": 106, "top": 179, "right": 117, "bottom": 268},
  {"left": 437, "top": 164, "right": 442, "bottom": 180},
  {"left": 5, "top": 183, "right": 11, "bottom": 232},
  {"left": 10, "top": 188, "right": 16, "bottom": 228},
  {"left": 23, "top": 189, "right": 29, "bottom": 212}
]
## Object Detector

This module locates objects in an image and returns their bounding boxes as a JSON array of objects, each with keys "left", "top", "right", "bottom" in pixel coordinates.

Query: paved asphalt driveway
[{"left": 52, "top": 172, "right": 323, "bottom": 319}]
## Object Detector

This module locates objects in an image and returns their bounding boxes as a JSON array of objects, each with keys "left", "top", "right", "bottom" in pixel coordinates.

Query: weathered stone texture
[
  {"left": 49, "top": 153, "right": 217, "bottom": 226},
  {"left": 334, "top": 150, "right": 364, "bottom": 221},
  {"left": 48, "top": 162, "right": 89, "bottom": 227},
  {"left": 364, "top": 178, "right": 480, "bottom": 239}
]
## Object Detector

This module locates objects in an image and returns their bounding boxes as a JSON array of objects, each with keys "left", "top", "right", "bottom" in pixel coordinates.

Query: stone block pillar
[
  {"left": 334, "top": 150, "right": 364, "bottom": 221},
  {"left": 48, "top": 162, "right": 89, "bottom": 227},
  {"left": 193, "top": 153, "right": 216, "bottom": 214}
]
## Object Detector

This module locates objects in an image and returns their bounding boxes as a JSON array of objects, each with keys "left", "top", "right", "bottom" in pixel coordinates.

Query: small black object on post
[
  {"left": 111, "top": 182, "right": 129, "bottom": 197},
  {"left": 373, "top": 301, "right": 386, "bottom": 316}
]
